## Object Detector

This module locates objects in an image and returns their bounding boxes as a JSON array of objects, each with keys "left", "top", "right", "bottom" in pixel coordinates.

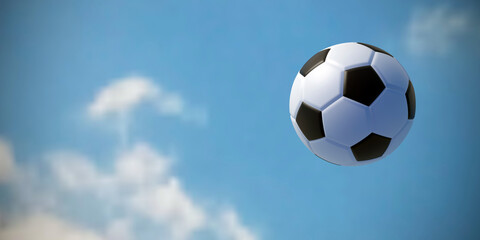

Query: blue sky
[{"left": 0, "top": 0, "right": 480, "bottom": 239}]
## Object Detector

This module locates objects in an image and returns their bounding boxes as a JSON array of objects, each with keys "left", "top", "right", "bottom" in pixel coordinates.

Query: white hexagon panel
[
  {"left": 370, "top": 89, "right": 408, "bottom": 138},
  {"left": 289, "top": 42, "right": 416, "bottom": 166},
  {"left": 302, "top": 62, "right": 343, "bottom": 111},
  {"left": 309, "top": 138, "right": 356, "bottom": 166},
  {"left": 325, "top": 42, "right": 374, "bottom": 70},
  {"left": 371, "top": 52, "right": 410, "bottom": 93},
  {"left": 322, "top": 97, "right": 370, "bottom": 147}
]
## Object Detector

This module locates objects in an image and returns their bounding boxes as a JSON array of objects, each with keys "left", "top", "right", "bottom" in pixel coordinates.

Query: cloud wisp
[
  {"left": 0, "top": 141, "right": 258, "bottom": 240},
  {"left": 88, "top": 76, "right": 208, "bottom": 124},
  {"left": 405, "top": 5, "right": 479, "bottom": 56},
  {"left": 88, "top": 77, "right": 159, "bottom": 118},
  {"left": 216, "top": 209, "right": 258, "bottom": 240},
  {"left": 48, "top": 143, "right": 208, "bottom": 239},
  {"left": 87, "top": 76, "right": 207, "bottom": 147}
]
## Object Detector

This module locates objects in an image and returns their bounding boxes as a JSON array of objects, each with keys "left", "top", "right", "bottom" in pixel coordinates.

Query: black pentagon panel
[
  {"left": 295, "top": 102, "right": 325, "bottom": 141},
  {"left": 357, "top": 42, "right": 393, "bottom": 57},
  {"left": 343, "top": 66, "right": 385, "bottom": 106},
  {"left": 300, "top": 49, "right": 330, "bottom": 77},
  {"left": 351, "top": 133, "right": 391, "bottom": 161},
  {"left": 406, "top": 80, "right": 416, "bottom": 119}
]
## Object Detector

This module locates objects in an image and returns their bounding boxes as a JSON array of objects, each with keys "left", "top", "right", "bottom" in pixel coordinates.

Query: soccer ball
[{"left": 289, "top": 42, "right": 416, "bottom": 166}]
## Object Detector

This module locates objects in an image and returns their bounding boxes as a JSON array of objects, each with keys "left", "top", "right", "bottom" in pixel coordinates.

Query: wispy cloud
[
  {"left": 88, "top": 76, "right": 207, "bottom": 125},
  {"left": 88, "top": 76, "right": 159, "bottom": 118},
  {"left": 129, "top": 178, "right": 206, "bottom": 239},
  {"left": 1, "top": 140, "right": 258, "bottom": 240},
  {"left": 0, "top": 138, "right": 15, "bottom": 183},
  {"left": 48, "top": 143, "right": 206, "bottom": 239},
  {"left": 405, "top": 5, "right": 479, "bottom": 56},
  {"left": 216, "top": 209, "right": 258, "bottom": 240},
  {"left": 88, "top": 76, "right": 207, "bottom": 147},
  {"left": 48, "top": 151, "right": 109, "bottom": 192},
  {"left": 115, "top": 143, "right": 171, "bottom": 186}
]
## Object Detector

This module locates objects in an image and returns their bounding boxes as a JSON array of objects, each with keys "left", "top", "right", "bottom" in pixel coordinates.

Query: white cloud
[
  {"left": 47, "top": 151, "right": 112, "bottom": 193},
  {"left": 129, "top": 178, "right": 206, "bottom": 240},
  {"left": 115, "top": 143, "right": 170, "bottom": 186},
  {"left": 216, "top": 209, "right": 258, "bottom": 240},
  {"left": 44, "top": 142, "right": 256, "bottom": 240},
  {"left": 0, "top": 213, "right": 105, "bottom": 240},
  {"left": 88, "top": 76, "right": 159, "bottom": 118},
  {"left": 87, "top": 75, "right": 207, "bottom": 125},
  {"left": 156, "top": 91, "right": 185, "bottom": 116},
  {"left": 105, "top": 218, "right": 134, "bottom": 240},
  {"left": 406, "top": 5, "right": 478, "bottom": 55},
  {"left": 2, "top": 141, "right": 258, "bottom": 240},
  {"left": 0, "top": 138, "right": 15, "bottom": 183}
]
